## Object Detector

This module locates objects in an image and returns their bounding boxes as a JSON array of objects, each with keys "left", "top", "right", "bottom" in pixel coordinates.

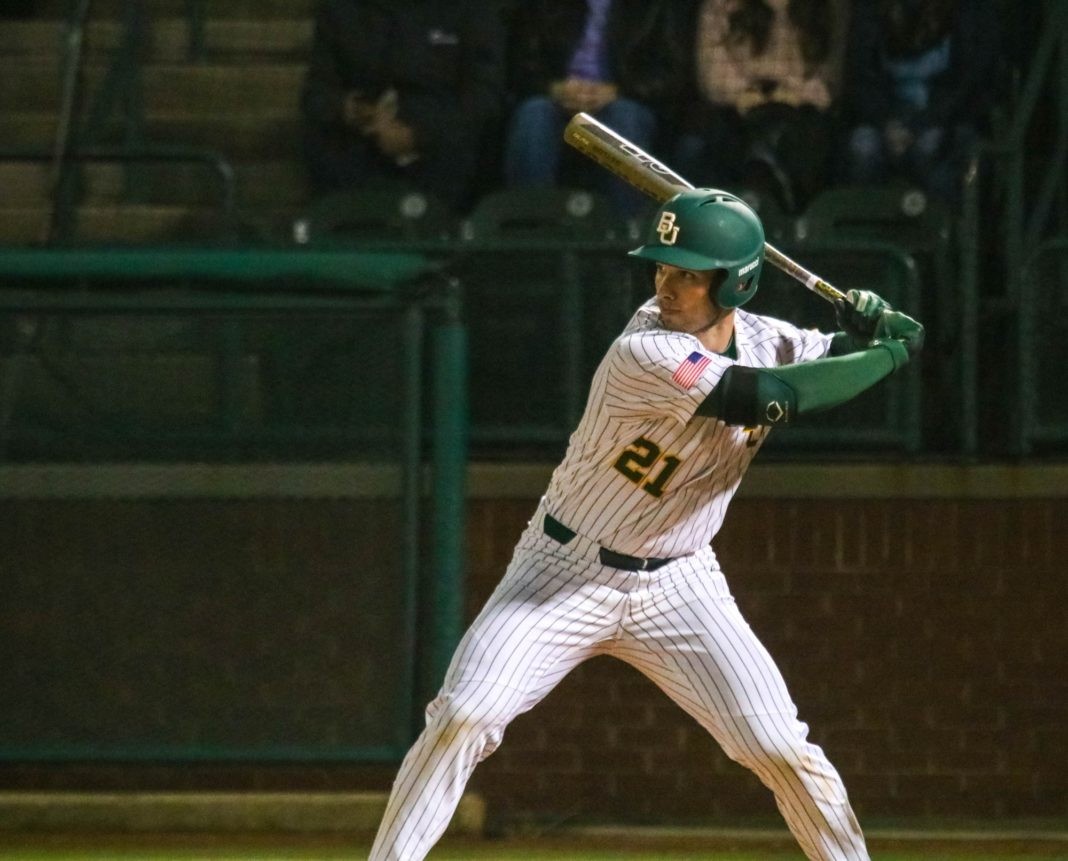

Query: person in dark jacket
[
  {"left": 840, "top": 0, "right": 1000, "bottom": 203},
  {"left": 300, "top": 0, "right": 507, "bottom": 212},
  {"left": 503, "top": 0, "right": 688, "bottom": 219}
]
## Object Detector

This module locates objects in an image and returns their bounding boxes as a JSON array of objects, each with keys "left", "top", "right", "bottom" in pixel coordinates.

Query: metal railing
[
  {"left": 41, "top": 0, "right": 228, "bottom": 243},
  {"left": 49, "top": 0, "right": 93, "bottom": 239}
]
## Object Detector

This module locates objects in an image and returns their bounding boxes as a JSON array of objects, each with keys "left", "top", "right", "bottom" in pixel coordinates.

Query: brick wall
[
  {"left": 463, "top": 495, "right": 1068, "bottom": 825},
  {"left": 1, "top": 472, "right": 1064, "bottom": 826},
  {"left": 0, "top": 497, "right": 413, "bottom": 760}
]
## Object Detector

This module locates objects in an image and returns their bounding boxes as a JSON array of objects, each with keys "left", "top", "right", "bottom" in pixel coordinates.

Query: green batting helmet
[{"left": 629, "top": 189, "right": 766, "bottom": 309}]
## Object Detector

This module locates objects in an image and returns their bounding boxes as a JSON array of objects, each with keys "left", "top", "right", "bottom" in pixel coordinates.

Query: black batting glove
[{"left": 834, "top": 289, "right": 893, "bottom": 344}]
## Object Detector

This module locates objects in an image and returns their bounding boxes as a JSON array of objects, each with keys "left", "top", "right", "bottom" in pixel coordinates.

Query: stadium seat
[
  {"left": 291, "top": 182, "right": 457, "bottom": 245},
  {"left": 461, "top": 186, "right": 629, "bottom": 242},
  {"left": 795, "top": 185, "right": 954, "bottom": 299}
]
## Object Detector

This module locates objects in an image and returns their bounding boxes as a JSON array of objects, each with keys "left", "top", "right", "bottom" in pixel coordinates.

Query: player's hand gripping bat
[{"left": 563, "top": 111, "right": 846, "bottom": 305}]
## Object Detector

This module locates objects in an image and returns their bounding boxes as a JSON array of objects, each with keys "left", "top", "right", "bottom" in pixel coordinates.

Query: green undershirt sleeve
[
  {"left": 697, "top": 340, "right": 908, "bottom": 426},
  {"left": 771, "top": 340, "right": 904, "bottom": 414}
]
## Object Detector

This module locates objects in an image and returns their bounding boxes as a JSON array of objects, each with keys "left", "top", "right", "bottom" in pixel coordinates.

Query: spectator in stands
[
  {"left": 503, "top": 0, "right": 688, "bottom": 220},
  {"left": 839, "top": 0, "right": 1000, "bottom": 204},
  {"left": 300, "top": 0, "right": 507, "bottom": 213},
  {"left": 673, "top": 0, "right": 850, "bottom": 215}
]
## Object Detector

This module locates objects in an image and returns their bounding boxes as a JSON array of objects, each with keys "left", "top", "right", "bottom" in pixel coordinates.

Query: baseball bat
[{"left": 563, "top": 112, "right": 846, "bottom": 304}]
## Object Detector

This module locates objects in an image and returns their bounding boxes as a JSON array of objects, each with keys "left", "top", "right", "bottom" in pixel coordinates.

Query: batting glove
[
  {"left": 834, "top": 289, "right": 893, "bottom": 343},
  {"left": 872, "top": 309, "right": 925, "bottom": 357}
]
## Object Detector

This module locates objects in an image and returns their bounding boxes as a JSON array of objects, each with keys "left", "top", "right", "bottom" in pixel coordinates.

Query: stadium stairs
[{"left": 0, "top": 0, "right": 320, "bottom": 245}]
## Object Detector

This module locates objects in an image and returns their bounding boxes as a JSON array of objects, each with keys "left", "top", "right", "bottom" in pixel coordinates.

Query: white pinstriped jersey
[{"left": 543, "top": 298, "right": 833, "bottom": 558}]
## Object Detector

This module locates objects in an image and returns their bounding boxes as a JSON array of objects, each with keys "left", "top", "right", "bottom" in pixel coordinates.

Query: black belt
[{"left": 543, "top": 513, "right": 675, "bottom": 572}]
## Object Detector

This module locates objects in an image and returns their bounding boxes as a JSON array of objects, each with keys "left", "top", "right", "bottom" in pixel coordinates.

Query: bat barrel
[{"left": 563, "top": 112, "right": 692, "bottom": 202}]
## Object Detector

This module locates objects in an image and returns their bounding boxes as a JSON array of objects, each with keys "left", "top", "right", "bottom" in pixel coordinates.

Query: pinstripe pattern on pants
[{"left": 368, "top": 504, "right": 869, "bottom": 861}]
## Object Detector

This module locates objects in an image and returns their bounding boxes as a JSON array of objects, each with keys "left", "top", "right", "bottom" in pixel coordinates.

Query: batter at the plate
[{"left": 370, "top": 189, "right": 924, "bottom": 861}]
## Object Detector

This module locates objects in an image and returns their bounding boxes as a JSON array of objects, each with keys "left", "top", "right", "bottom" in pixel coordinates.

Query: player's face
[{"left": 653, "top": 263, "right": 717, "bottom": 331}]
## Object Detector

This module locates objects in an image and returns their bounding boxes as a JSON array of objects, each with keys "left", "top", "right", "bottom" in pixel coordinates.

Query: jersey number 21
[{"left": 613, "top": 436, "right": 681, "bottom": 498}]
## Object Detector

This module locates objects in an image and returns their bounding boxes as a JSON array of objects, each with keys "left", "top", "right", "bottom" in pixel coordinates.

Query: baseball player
[{"left": 370, "top": 189, "right": 923, "bottom": 861}]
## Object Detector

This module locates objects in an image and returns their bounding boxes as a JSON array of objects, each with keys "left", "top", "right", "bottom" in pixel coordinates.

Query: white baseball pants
[{"left": 369, "top": 504, "right": 869, "bottom": 860}]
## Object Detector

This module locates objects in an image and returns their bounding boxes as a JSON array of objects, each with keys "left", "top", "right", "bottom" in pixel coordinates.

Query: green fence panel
[
  {"left": 1018, "top": 238, "right": 1068, "bottom": 453},
  {"left": 0, "top": 306, "right": 412, "bottom": 462},
  {"left": 462, "top": 244, "right": 635, "bottom": 456},
  {"left": 0, "top": 248, "right": 465, "bottom": 762}
]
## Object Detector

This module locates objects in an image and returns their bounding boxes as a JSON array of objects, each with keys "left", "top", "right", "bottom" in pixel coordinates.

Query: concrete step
[
  {"left": 0, "top": 112, "right": 302, "bottom": 159},
  {"left": 0, "top": 60, "right": 305, "bottom": 113},
  {"left": 32, "top": 0, "right": 319, "bottom": 19},
  {"left": 0, "top": 160, "right": 312, "bottom": 208},
  {"left": 0, "top": 791, "right": 485, "bottom": 835},
  {"left": 0, "top": 18, "right": 313, "bottom": 62}
]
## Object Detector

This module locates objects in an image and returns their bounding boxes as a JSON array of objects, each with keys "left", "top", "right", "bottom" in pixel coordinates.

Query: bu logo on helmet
[{"left": 657, "top": 212, "right": 679, "bottom": 245}]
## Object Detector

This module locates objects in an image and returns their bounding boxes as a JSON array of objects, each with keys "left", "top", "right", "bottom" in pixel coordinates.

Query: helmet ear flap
[{"left": 716, "top": 261, "right": 763, "bottom": 308}]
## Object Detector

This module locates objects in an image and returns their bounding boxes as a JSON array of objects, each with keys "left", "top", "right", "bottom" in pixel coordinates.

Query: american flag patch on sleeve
[{"left": 672, "top": 351, "right": 712, "bottom": 389}]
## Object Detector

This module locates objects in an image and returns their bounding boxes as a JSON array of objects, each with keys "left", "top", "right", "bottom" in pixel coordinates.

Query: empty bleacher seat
[{"left": 291, "top": 183, "right": 457, "bottom": 245}]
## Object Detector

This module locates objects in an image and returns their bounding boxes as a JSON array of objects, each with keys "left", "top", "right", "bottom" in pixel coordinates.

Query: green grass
[{"left": 0, "top": 834, "right": 1066, "bottom": 861}]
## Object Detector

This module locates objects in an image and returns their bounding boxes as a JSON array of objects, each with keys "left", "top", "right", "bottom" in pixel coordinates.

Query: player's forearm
[
  {"left": 771, "top": 340, "right": 906, "bottom": 415},
  {"left": 697, "top": 340, "right": 908, "bottom": 426}
]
